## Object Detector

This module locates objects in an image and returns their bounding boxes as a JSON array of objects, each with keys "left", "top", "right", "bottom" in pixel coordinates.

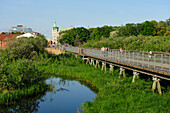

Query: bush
[
  {"left": 0, "top": 59, "right": 43, "bottom": 91},
  {"left": 1, "top": 35, "right": 47, "bottom": 61},
  {"left": 82, "top": 36, "right": 170, "bottom": 52}
]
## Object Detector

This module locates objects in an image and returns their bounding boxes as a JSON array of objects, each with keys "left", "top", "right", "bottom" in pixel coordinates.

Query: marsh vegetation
[{"left": 0, "top": 34, "right": 169, "bottom": 112}]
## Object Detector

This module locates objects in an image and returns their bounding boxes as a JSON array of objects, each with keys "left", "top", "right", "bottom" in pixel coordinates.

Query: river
[{"left": 0, "top": 76, "right": 97, "bottom": 113}]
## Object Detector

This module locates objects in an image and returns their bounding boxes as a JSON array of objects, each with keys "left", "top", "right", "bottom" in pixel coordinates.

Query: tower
[{"left": 52, "top": 21, "right": 59, "bottom": 44}]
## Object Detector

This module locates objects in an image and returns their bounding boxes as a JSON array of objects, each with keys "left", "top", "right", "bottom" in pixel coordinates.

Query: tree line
[
  {"left": 117, "top": 18, "right": 170, "bottom": 37},
  {"left": 59, "top": 26, "right": 115, "bottom": 46},
  {"left": 1, "top": 32, "right": 24, "bottom": 34},
  {"left": 58, "top": 18, "right": 170, "bottom": 47}
]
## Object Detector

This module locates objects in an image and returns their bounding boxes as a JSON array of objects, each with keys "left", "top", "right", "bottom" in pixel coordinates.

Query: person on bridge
[
  {"left": 149, "top": 51, "right": 152, "bottom": 58},
  {"left": 101, "top": 47, "right": 105, "bottom": 57},
  {"left": 120, "top": 48, "right": 123, "bottom": 54}
]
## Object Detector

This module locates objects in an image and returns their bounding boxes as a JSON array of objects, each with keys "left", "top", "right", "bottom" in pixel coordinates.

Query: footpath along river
[{"left": 0, "top": 76, "right": 97, "bottom": 113}]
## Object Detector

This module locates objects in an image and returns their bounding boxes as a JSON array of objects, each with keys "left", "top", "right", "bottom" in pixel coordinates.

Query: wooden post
[
  {"left": 109, "top": 64, "right": 114, "bottom": 73},
  {"left": 98, "top": 61, "right": 100, "bottom": 68},
  {"left": 95, "top": 60, "right": 100, "bottom": 68},
  {"left": 101, "top": 62, "right": 106, "bottom": 72},
  {"left": 119, "top": 67, "right": 123, "bottom": 78},
  {"left": 152, "top": 77, "right": 162, "bottom": 95},
  {"left": 75, "top": 54, "right": 78, "bottom": 58},
  {"left": 132, "top": 71, "right": 139, "bottom": 82},
  {"left": 86, "top": 58, "right": 89, "bottom": 64},
  {"left": 93, "top": 59, "right": 95, "bottom": 66},
  {"left": 119, "top": 67, "right": 125, "bottom": 78},
  {"left": 90, "top": 59, "right": 94, "bottom": 65}
]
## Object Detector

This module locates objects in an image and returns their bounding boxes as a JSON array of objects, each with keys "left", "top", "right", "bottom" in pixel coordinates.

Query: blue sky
[{"left": 0, "top": 0, "right": 170, "bottom": 39}]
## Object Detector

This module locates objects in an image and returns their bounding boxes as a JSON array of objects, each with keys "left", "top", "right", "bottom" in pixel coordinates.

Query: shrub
[
  {"left": 0, "top": 59, "right": 43, "bottom": 91},
  {"left": 1, "top": 35, "right": 47, "bottom": 61}
]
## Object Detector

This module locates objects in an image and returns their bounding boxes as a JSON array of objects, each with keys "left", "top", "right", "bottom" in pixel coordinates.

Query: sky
[{"left": 0, "top": 0, "right": 170, "bottom": 39}]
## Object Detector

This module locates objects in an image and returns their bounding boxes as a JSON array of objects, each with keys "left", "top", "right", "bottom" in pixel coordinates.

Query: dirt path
[{"left": 45, "top": 48, "right": 64, "bottom": 55}]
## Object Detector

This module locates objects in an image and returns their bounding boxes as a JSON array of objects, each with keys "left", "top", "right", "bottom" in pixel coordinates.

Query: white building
[
  {"left": 52, "top": 21, "right": 73, "bottom": 44},
  {"left": 16, "top": 33, "right": 36, "bottom": 38}
]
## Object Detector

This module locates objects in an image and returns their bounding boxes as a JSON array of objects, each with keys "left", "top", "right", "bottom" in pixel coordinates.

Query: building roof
[
  {"left": 0, "top": 34, "right": 21, "bottom": 41},
  {"left": 53, "top": 21, "right": 57, "bottom": 28},
  {"left": 16, "top": 33, "right": 36, "bottom": 38}
]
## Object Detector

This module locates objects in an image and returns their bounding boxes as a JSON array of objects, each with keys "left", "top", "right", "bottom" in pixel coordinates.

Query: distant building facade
[
  {"left": 0, "top": 34, "right": 21, "bottom": 47},
  {"left": 9, "top": 25, "right": 33, "bottom": 33},
  {"left": 52, "top": 21, "right": 73, "bottom": 44}
]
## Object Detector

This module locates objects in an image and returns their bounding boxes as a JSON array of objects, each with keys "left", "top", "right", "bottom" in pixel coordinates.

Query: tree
[
  {"left": 164, "top": 26, "right": 170, "bottom": 36},
  {"left": 2, "top": 34, "right": 47, "bottom": 61},
  {"left": 136, "top": 23, "right": 143, "bottom": 35},
  {"left": 59, "top": 27, "right": 90, "bottom": 46},
  {"left": 141, "top": 21, "right": 155, "bottom": 36},
  {"left": 10, "top": 32, "right": 15, "bottom": 34},
  {"left": 125, "top": 23, "right": 138, "bottom": 36},
  {"left": 90, "top": 26, "right": 115, "bottom": 40},
  {"left": 166, "top": 18, "right": 170, "bottom": 26},
  {"left": 1, "top": 32, "right": 6, "bottom": 34}
]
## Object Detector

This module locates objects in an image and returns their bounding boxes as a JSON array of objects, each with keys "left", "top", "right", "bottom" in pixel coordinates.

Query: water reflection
[
  {"left": 0, "top": 76, "right": 97, "bottom": 113},
  {"left": 0, "top": 93, "right": 45, "bottom": 113}
]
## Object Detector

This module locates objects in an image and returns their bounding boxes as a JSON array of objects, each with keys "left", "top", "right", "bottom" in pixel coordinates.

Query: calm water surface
[{"left": 1, "top": 77, "right": 96, "bottom": 113}]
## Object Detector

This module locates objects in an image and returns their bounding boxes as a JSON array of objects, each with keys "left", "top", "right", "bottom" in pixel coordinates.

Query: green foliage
[
  {"left": 0, "top": 81, "right": 48, "bottom": 105},
  {"left": 0, "top": 34, "right": 50, "bottom": 105},
  {"left": 117, "top": 21, "right": 155, "bottom": 36},
  {"left": 9, "top": 32, "right": 24, "bottom": 34},
  {"left": 1, "top": 32, "right": 6, "bottom": 34},
  {"left": 1, "top": 35, "right": 47, "bottom": 61},
  {"left": 59, "top": 26, "right": 115, "bottom": 46},
  {"left": 59, "top": 27, "right": 90, "bottom": 46},
  {"left": 117, "top": 18, "right": 170, "bottom": 37},
  {"left": 82, "top": 35, "right": 170, "bottom": 52},
  {"left": 90, "top": 25, "right": 115, "bottom": 40},
  {"left": 0, "top": 59, "right": 43, "bottom": 90},
  {"left": 36, "top": 53, "right": 169, "bottom": 113},
  {"left": 141, "top": 21, "right": 155, "bottom": 36}
]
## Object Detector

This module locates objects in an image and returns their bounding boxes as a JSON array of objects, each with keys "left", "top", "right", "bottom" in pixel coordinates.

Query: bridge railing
[{"left": 65, "top": 47, "right": 170, "bottom": 73}]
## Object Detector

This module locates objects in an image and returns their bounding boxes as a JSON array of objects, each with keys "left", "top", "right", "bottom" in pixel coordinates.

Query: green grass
[
  {"left": 0, "top": 50, "right": 169, "bottom": 112},
  {"left": 36, "top": 53, "right": 170, "bottom": 113},
  {"left": 0, "top": 81, "right": 50, "bottom": 105}
]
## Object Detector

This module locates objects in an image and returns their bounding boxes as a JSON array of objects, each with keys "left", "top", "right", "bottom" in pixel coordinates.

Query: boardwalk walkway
[{"left": 65, "top": 47, "right": 170, "bottom": 80}]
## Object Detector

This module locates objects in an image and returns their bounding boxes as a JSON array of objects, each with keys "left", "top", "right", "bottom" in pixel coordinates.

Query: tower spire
[{"left": 53, "top": 20, "right": 57, "bottom": 28}]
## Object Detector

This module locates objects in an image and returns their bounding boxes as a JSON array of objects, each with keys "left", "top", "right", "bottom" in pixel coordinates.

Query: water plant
[{"left": 36, "top": 53, "right": 170, "bottom": 113}]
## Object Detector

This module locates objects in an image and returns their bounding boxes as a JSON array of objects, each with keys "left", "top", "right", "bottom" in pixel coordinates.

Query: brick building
[{"left": 0, "top": 34, "right": 21, "bottom": 47}]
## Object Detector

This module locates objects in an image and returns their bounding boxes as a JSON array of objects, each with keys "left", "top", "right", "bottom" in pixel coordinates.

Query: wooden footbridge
[{"left": 61, "top": 46, "right": 170, "bottom": 94}]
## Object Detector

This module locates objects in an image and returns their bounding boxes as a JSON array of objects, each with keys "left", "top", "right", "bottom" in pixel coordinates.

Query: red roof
[{"left": 0, "top": 34, "right": 21, "bottom": 41}]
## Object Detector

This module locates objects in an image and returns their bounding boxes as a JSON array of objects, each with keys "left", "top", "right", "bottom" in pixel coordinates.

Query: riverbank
[{"left": 37, "top": 53, "right": 170, "bottom": 113}]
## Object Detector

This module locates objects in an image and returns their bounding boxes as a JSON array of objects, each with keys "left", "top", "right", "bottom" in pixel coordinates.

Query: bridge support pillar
[
  {"left": 86, "top": 58, "right": 90, "bottom": 64},
  {"left": 90, "top": 59, "right": 94, "bottom": 66},
  {"left": 119, "top": 67, "right": 126, "bottom": 78},
  {"left": 101, "top": 62, "right": 106, "bottom": 72},
  {"left": 95, "top": 60, "right": 100, "bottom": 68},
  {"left": 75, "top": 54, "right": 78, "bottom": 58},
  {"left": 152, "top": 77, "right": 162, "bottom": 95},
  {"left": 109, "top": 65, "right": 114, "bottom": 73},
  {"left": 132, "top": 71, "right": 139, "bottom": 82}
]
